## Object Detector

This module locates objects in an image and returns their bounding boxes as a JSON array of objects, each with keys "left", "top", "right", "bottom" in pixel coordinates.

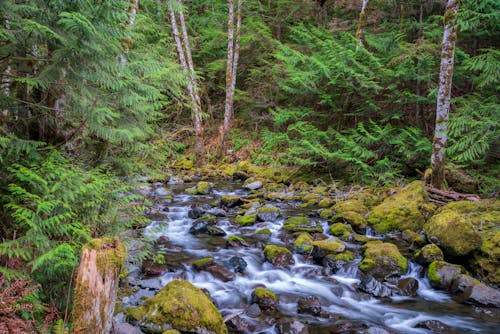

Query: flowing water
[{"left": 120, "top": 180, "right": 500, "bottom": 334}]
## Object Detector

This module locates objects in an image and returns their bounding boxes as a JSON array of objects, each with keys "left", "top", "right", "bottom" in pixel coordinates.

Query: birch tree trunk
[
  {"left": 168, "top": 0, "right": 204, "bottom": 157},
  {"left": 220, "top": 0, "right": 242, "bottom": 154},
  {"left": 2, "top": 19, "right": 12, "bottom": 119},
  {"left": 71, "top": 238, "right": 125, "bottom": 334},
  {"left": 356, "top": 0, "right": 369, "bottom": 51},
  {"left": 431, "top": 0, "right": 459, "bottom": 189}
]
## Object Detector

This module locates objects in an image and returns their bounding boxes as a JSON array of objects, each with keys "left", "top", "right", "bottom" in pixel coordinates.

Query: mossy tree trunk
[
  {"left": 71, "top": 238, "right": 126, "bottom": 334},
  {"left": 220, "top": 0, "right": 242, "bottom": 156},
  {"left": 431, "top": 0, "right": 459, "bottom": 190}
]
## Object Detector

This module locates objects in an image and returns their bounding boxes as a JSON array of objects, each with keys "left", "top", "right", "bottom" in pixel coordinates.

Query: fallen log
[{"left": 425, "top": 186, "right": 481, "bottom": 204}]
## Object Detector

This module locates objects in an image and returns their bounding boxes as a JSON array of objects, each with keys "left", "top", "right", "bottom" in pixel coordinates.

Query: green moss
[
  {"left": 235, "top": 214, "right": 256, "bottom": 226},
  {"left": 264, "top": 245, "right": 291, "bottom": 261},
  {"left": 312, "top": 238, "right": 346, "bottom": 253},
  {"left": 359, "top": 242, "right": 408, "bottom": 276},
  {"left": 427, "top": 261, "right": 441, "bottom": 283},
  {"left": 227, "top": 235, "right": 245, "bottom": 243},
  {"left": 320, "top": 208, "right": 334, "bottom": 219},
  {"left": 402, "top": 229, "right": 426, "bottom": 246},
  {"left": 367, "top": 181, "right": 428, "bottom": 233},
  {"left": 126, "top": 280, "right": 227, "bottom": 334},
  {"left": 252, "top": 288, "right": 278, "bottom": 301},
  {"left": 423, "top": 210, "right": 482, "bottom": 256},
  {"left": 328, "top": 223, "right": 353, "bottom": 239},
  {"left": 255, "top": 228, "right": 272, "bottom": 235},
  {"left": 318, "top": 198, "right": 334, "bottom": 208},
  {"left": 163, "top": 330, "right": 181, "bottom": 334},
  {"left": 87, "top": 238, "right": 126, "bottom": 278},
  {"left": 333, "top": 199, "right": 367, "bottom": 215},
  {"left": 283, "top": 215, "right": 322, "bottom": 233},
  {"left": 196, "top": 181, "right": 212, "bottom": 195},
  {"left": 257, "top": 206, "right": 280, "bottom": 213},
  {"left": 193, "top": 257, "right": 214, "bottom": 270},
  {"left": 331, "top": 211, "right": 367, "bottom": 232},
  {"left": 175, "top": 158, "right": 193, "bottom": 170},
  {"left": 218, "top": 163, "right": 237, "bottom": 177},
  {"left": 327, "top": 250, "right": 354, "bottom": 262},
  {"left": 220, "top": 195, "right": 241, "bottom": 207},
  {"left": 293, "top": 233, "right": 314, "bottom": 253}
]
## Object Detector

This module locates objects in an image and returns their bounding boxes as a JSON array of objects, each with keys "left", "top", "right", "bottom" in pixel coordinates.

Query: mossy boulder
[
  {"left": 402, "top": 229, "right": 426, "bottom": 248},
  {"left": 415, "top": 244, "right": 444, "bottom": 266},
  {"left": 126, "top": 280, "right": 227, "bottom": 334},
  {"left": 319, "top": 208, "right": 334, "bottom": 219},
  {"left": 470, "top": 229, "right": 500, "bottom": 287},
  {"left": 427, "top": 261, "right": 466, "bottom": 290},
  {"left": 293, "top": 233, "right": 314, "bottom": 253},
  {"left": 220, "top": 195, "right": 243, "bottom": 208},
  {"left": 256, "top": 205, "right": 281, "bottom": 222},
  {"left": 367, "top": 181, "right": 429, "bottom": 233},
  {"left": 318, "top": 197, "right": 335, "bottom": 208},
  {"left": 193, "top": 257, "right": 214, "bottom": 271},
  {"left": 263, "top": 245, "right": 294, "bottom": 267},
  {"left": 187, "top": 181, "right": 213, "bottom": 195},
  {"left": 251, "top": 288, "right": 279, "bottom": 312},
  {"left": 330, "top": 212, "right": 367, "bottom": 233},
  {"left": 255, "top": 228, "right": 272, "bottom": 235},
  {"left": 234, "top": 214, "right": 256, "bottom": 226},
  {"left": 327, "top": 250, "right": 355, "bottom": 263},
  {"left": 283, "top": 215, "right": 322, "bottom": 233},
  {"left": 328, "top": 223, "right": 353, "bottom": 240},
  {"left": 423, "top": 210, "right": 482, "bottom": 257},
  {"left": 359, "top": 242, "right": 408, "bottom": 280},
  {"left": 311, "top": 238, "right": 346, "bottom": 263},
  {"left": 333, "top": 199, "right": 368, "bottom": 215}
]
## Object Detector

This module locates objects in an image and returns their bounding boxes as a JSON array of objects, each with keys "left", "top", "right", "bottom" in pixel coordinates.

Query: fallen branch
[{"left": 425, "top": 186, "right": 481, "bottom": 204}]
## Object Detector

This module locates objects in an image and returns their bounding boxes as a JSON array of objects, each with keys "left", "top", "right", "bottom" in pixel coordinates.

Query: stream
[{"left": 118, "top": 180, "right": 500, "bottom": 334}]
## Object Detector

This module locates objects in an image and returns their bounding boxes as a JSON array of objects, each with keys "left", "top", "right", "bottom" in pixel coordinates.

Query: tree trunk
[
  {"left": 2, "top": 19, "right": 12, "bottom": 119},
  {"left": 431, "top": 0, "right": 459, "bottom": 189},
  {"left": 220, "top": 0, "right": 242, "bottom": 154},
  {"left": 169, "top": 0, "right": 203, "bottom": 158},
  {"left": 356, "top": 0, "right": 369, "bottom": 51},
  {"left": 71, "top": 238, "right": 125, "bottom": 334}
]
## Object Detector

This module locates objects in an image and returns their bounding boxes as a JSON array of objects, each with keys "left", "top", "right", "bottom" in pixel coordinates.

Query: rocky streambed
[{"left": 114, "top": 172, "right": 500, "bottom": 334}]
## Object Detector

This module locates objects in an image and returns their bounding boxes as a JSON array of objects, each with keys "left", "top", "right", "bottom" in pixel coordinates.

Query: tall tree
[
  {"left": 356, "top": 0, "right": 370, "bottom": 51},
  {"left": 431, "top": 0, "right": 459, "bottom": 189},
  {"left": 220, "top": 0, "right": 242, "bottom": 153},
  {"left": 168, "top": 0, "right": 204, "bottom": 157}
]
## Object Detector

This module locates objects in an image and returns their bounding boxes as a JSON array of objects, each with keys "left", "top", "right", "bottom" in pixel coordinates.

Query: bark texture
[
  {"left": 356, "top": 0, "right": 369, "bottom": 51},
  {"left": 71, "top": 238, "right": 125, "bottom": 334},
  {"left": 431, "top": 0, "right": 459, "bottom": 189}
]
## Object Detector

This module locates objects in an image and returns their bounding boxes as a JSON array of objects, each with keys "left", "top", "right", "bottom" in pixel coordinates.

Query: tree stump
[{"left": 71, "top": 238, "right": 126, "bottom": 334}]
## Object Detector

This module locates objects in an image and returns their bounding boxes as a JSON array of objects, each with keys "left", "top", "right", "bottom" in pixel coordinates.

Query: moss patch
[
  {"left": 328, "top": 223, "right": 353, "bottom": 239},
  {"left": 312, "top": 238, "right": 346, "bottom": 253},
  {"left": 293, "top": 233, "right": 314, "bottom": 253},
  {"left": 359, "top": 242, "right": 408, "bottom": 279},
  {"left": 283, "top": 215, "right": 322, "bottom": 233},
  {"left": 193, "top": 257, "right": 214, "bottom": 270},
  {"left": 255, "top": 228, "right": 272, "bottom": 235},
  {"left": 252, "top": 288, "right": 278, "bottom": 301},
  {"left": 235, "top": 215, "right": 257, "bottom": 226},
  {"left": 264, "top": 245, "right": 292, "bottom": 261},
  {"left": 333, "top": 199, "right": 368, "bottom": 215},
  {"left": 327, "top": 250, "right": 355, "bottom": 262}
]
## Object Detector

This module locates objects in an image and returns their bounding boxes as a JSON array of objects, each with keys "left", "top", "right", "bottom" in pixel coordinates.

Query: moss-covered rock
[
  {"left": 263, "top": 245, "right": 294, "bottom": 267},
  {"left": 220, "top": 195, "right": 243, "bottom": 208},
  {"left": 415, "top": 244, "right": 444, "bottom": 266},
  {"left": 283, "top": 215, "right": 322, "bottom": 233},
  {"left": 402, "top": 229, "right": 427, "bottom": 248},
  {"left": 255, "top": 228, "right": 272, "bottom": 235},
  {"left": 312, "top": 238, "right": 346, "bottom": 253},
  {"left": 193, "top": 257, "right": 214, "bottom": 271},
  {"left": 256, "top": 205, "right": 281, "bottom": 222},
  {"left": 293, "top": 233, "right": 314, "bottom": 253},
  {"left": 251, "top": 288, "right": 278, "bottom": 312},
  {"left": 367, "top": 181, "right": 429, "bottom": 233},
  {"left": 427, "top": 261, "right": 465, "bottom": 290},
  {"left": 359, "top": 242, "right": 408, "bottom": 280},
  {"left": 235, "top": 214, "right": 257, "bottom": 226},
  {"left": 318, "top": 197, "right": 335, "bottom": 208},
  {"left": 327, "top": 250, "right": 355, "bottom": 262},
  {"left": 187, "top": 181, "right": 214, "bottom": 195},
  {"left": 330, "top": 211, "right": 367, "bottom": 234},
  {"left": 333, "top": 199, "right": 368, "bottom": 215},
  {"left": 328, "top": 223, "right": 353, "bottom": 240},
  {"left": 423, "top": 210, "right": 482, "bottom": 257},
  {"left": 126, "top": 280, "right": 227, "bottom": 334},
  {"left": 470, "top": 229, "right": 500, "bottom": 287},
  {"left": 319, "top": 208, "right": 334, "bottom": 219}
]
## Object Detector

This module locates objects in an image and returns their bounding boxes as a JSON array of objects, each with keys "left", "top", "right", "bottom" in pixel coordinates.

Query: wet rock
[
  {"left": 235, "top": 214, "right": 257, "bottom": 226},
  {"left": 367, "top": 181, "right": 429, "bottom": 233},
  {"left": 415, "top": 320, "right": 453, "bottom": 333},
  {"left": 331, "top": 212, "right": 367, "bottom": 234},
  {"left": 359, "top": 274, "right": 396, "bottom": 297},
  {"left": 226, "top": 235, "right": 249, "bottom": 248},
  {"left": 264, "top": 245, "right": 294, "bottom": 267},
  {"left": 141, "top": 259, "right": 168, "bottom": 277},
  {"left": 137, "top": 278, "right": 162, "bottom": 290},
  {"left": 256, "top": 205, "right": 281, "bottom": 222},
  {"left": 283, "top": 215, "right": 323, "bottom": 233},
  {"left": 330, "top": 321, "right": 353, "bottom": 333},
  {"left": 402, "top": 229, "right": 426, "bottom": 249},
  {"left": 189, "top": 216, "right": 217, "bottom": 235},
  {"left": 245, "top": 303, "right": 261, "bottom": 318},
  {"left": 276, "top": 320, "right": 309, "bottom": 334},
  {"left": 233, "top": 171, "right": 249, "bottom": 181},
  {"left": 186, "top": 181, "right": 213, "bottom": 195},
  {"left": 155, "top": 235, "right": 170, "bottom": 246},
  {"left": 423, "top": 209, "right": 482, "bottom": 257},
  {"left": 206, "top": 264, "right": 236, "bottom": 282},
  {"left": 207, "top": 207, "right": 227, "bottom": 217},
  {"left": 154, "top": 186, "right": 171, "bottom": 197},
  {"left": 365, "top": 327, "right": 391, "bottom": 334},
  {"left": 293, "top": 232, "right": 314, "bottom": 254},
  {"left": 206, "top": 226, "right": 227, "bottom": 236},
  {"left": 145, "top": 207, "right": 168, "bottom": 220},
  {"left": 226, "top": 315, "right": 249, "bottom": 333},
  {"left": 397, "top": 277, "right": 419, "bottom": 296},
  {"left": 427, "top": 261, "right": 465, "bottom": 290},
  {"left": 359, "top": 241, "right": 408, "bottom": 280},
  {"left": 244, "top": 180, "right": 263, "bottom": 190},
  {"left": 328, "top": 223, "right": 354, "bottom": 240},
  {"left": 126, "top": 280, "right": 228, "bottom": 334},
  {"left": 297, "top": 296, "right": 322, "bottom": 316},
  {"left": 323, "top": 252, "right": 355, "bottom": 274},
  {"left": 112, "top": 322, "right": 143, "bottom": 334},
  {"left": 251, "top": 288, "right": 279, "bottom": 312},
  {"left": 192, "top": 257, "right": 215, "bottom": 271},
  {"left": 415, "top": 244, "right": 444, "bottom": 266},
  {"left": 311, "top": 238, "right": 346, "bottom": 263},
  {"left": 188, "top": 205, "right": 205, "bottom": 219},
  {"left": 451, "top": 274, "right": 500, "bottom": 307},
  {"left": 220, "top": 195, "right": 243, "bottom": 208},
  {"left": 224, "top": 256, "right": 247, "bottom": 273}
]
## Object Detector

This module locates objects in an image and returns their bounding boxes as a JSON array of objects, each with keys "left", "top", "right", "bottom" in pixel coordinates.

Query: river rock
[
  {"left": 251, "top": 288, "right": 279, "bottom": 312},
  {"left": 283, "top": 215, "right": 322, "bottom": 233},
  {"left": 112, "top": 322, "right": 143, "bottom": 334},
  {"left": 126, "top": 280, "right": 228, "bottom": 334},
  {"left": 207, "top": 207, "right": 227, "bottom": 217},
  {"left": 427, "top": 261, "right": 465, "bottom": 290},
  {"left": 423, "top": 209, "right": 482, "bottom": 256},
  {"left": 397, "top": 277, "right": 419, "bottom": 296},
  {"left": 264, "top": 245, "right": 294, "bottom": 267},
  {"left": 415, "top": 244, "right": 444, "bottom": 266},
  {"left": 206, "top": 264, "right": 236, "bottom": 282},
  {"left": 141, "top": 259, "right": 168, "bottom": 277},
  {"left": 451, "top": 274, "right": 500, "bottom": 307},
  {"left": 188, "top": 205, "right": 205, "bottom": 219},
  {"left": 297, "top": 296, "right": 322, "bottom": 316},
  {"left": 220, "top": 195, "right": 243, "bottom": 208},
  {"left": 154, "top": 186, "right": 171, "bottom": 197},
  {"left": 311, "top": 238, "right": 346, "bottom": 263},
  {"left": 226, "top": 315, "right": 250, "bottom": 333},
  {"left": 245, "top": 303, "right": 261, "bottom": 318},
  {"left": 365, "top": 327, "right": 391, "bottom": 334},
  {"left": 224, "top": 256, "right": 247, "bottom": 273},
  {"left": 276, "top": 320, "right": 309, "bottom": 334},
  {"left": 293, "top": 233, "right": 314, "bottom": 254},
  {"left": 359, "top": 241, "right": 408, "bottom": 280},
  {"left": 244, "top": 179, "right": 263, "bottom": 190},
  {"left": 189, "top": 216, "right": 217, "bottom": 235},
  {"left": 328, "top": 223, "right": 354, "bottom": 240},
  {"left": 187, "top": 181, "right": 213, "bottom": 195},
  {"left": 359, "top": 274, "right": 396, "bottom": 297},
  {"left": 192, "top": 257, "right": 215, "bottom": 271},
  {"left": 367, "top": 181, "right": 429, "bottom": 233},
  {"left": 256, "top": 205, "right": 281, "bottom": 222},
  {"left": 414, "top": 320, "right": 453, "bottom": 333}
]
